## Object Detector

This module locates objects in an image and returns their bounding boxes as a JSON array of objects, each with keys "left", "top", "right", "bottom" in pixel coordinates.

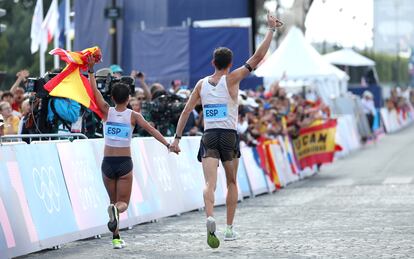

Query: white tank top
[
  {"left": 104, "top": 107, "right": 133, "bottom": 148},
  {"left": 200, "top": 76, "right": 238, "bottom": 130}
]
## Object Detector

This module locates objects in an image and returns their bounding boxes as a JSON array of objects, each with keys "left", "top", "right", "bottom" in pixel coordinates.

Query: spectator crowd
[{"left": 2, "top": 65, "right": 414, "bottom": 144}]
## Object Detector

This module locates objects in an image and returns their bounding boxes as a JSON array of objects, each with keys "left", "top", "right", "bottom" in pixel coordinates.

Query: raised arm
[
  {"left": 227, "top": 13, "right": 283, "bottom": 86},
  {"left": 87, "top": 56, "right": 109, "bottom": 119},
  {"left": 10, "top": 70, "right": 29, "bottom": 93},
  {"left": 131, "top": 70, "right": 151, "bottom": 101}
]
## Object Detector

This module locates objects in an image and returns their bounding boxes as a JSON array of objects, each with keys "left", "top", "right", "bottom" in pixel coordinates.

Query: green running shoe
[
  {"left": 206, "top": 217, "right": 220, "bottom": 249},
  {"left": 112, "top": 238, "right": 125, "bottom": 249}
]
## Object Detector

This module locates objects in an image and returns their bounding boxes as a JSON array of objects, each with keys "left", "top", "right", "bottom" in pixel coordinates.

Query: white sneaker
[
  {"left": 224, "top": 225, "right": 238, "bottom": 241},
  {"left": 107, "top": 204, "right": 119, "bottom": 233},
  {"left": 112, "top": 238, "right": 126, "bottom": 249}
]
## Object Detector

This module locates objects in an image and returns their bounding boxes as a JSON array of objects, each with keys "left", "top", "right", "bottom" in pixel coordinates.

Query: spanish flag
[
  {"left": 293, "top": 119, "right": 342, "bottom": 169},
  {"left": 257, "top": 139, "right": 282, "bottom": 189},
  {"left": 44, "top": 46, "right": 103, "bottom": 118}
]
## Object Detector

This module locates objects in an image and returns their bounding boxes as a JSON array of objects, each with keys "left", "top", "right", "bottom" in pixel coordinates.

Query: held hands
[
  {"left": 169, "top": 139, "right": 181, "bottom": 154},
  {"left": 267, "top": 12, "right": 284, "bottom": 29}
]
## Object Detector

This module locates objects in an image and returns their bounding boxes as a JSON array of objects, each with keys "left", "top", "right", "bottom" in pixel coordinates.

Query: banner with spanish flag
[
  {"left": 293, "top": 119, "right": 342, "bottom": 169},
  {"left": 43, "top": 46, "right": 103, "bottom": 118}
]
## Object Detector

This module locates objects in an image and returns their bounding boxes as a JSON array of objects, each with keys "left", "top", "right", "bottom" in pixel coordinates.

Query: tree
[
  {"left": 0, "top": 0, "right": 53, "bottom": 90},
  {"left": 255, "top": 0, "right": 314, "bottom": 48}
]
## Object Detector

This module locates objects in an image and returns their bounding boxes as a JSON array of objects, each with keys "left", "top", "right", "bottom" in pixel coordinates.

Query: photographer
[
  {"left": 87, "top": 56, "right": 178, "bottom": 249},
  {"left": 139, "top": 83, "right": 186, "bottom": 136}
]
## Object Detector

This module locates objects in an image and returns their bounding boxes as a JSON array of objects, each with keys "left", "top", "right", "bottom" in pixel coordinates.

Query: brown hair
[{"left": 213, "top": 47, "right": 233, "bottom": 70}]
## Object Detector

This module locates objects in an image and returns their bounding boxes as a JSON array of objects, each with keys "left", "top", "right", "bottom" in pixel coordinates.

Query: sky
[{"left": 304, "top": 0, "right": 374, "bottom": 49}]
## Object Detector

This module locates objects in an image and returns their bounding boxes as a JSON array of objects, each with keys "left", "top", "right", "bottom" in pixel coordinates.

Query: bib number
[
  {"left": 105, "top": 122, "right": 130, "bottom": 140},
  {"left": 204, "top": 104, "right": 228, "bottom": 121}
]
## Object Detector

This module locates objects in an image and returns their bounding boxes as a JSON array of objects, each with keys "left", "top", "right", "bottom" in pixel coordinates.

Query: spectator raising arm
[
  {"left": 10, "top": 70, "right": 29, "bottom": 93},
  {"left": 131, "top": 70, "right": 151, "bottom": 101}
]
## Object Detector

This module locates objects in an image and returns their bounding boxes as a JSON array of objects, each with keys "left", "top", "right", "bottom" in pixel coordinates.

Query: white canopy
[
  {"left": 254, "top": 27, "right": 348, "bottom": 103},
  {"left": 255, "top": 26, "right": 348, "bottom": 80},
  {"left": 323, "top": 48, "right": 375, "bottom": 67}
]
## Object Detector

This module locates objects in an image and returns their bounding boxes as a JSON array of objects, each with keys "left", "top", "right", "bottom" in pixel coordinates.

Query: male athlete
[{"left": 170, "top": 13, "right": 283, "bottom": 248}]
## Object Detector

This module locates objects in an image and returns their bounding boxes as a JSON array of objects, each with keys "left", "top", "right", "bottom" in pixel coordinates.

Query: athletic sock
[{"left": 113, "top": 234, "right": 120, "bottom": 240}]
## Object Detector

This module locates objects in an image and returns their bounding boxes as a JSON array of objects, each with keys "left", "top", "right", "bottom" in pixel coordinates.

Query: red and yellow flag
[
  {"left": 257, "top": 139, "right": 282, "bottom": 189},
  {"left": 293, "top": 119, "right": 342, "bottom": 169},
  {"left": 43, "top": 46, "right": 103, "bottom": 118}
]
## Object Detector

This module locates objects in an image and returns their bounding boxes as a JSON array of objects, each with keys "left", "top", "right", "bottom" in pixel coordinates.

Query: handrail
[{"left": 0, "top": 133, "right": 88, "bottom": 145}]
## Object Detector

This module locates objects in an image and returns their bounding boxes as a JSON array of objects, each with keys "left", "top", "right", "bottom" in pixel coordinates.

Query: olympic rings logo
[
  {"left": 152, "top": 156, "right": 172, "bottom": 192},
  {"left": 32, "top": 166, "right": 61, "bottom": 214},
  {"left": 72, "top": 160, "right": 104, "bottom": 210}
]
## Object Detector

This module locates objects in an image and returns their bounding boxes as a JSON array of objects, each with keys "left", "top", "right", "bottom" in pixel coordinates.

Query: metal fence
[{"left": 0, "top": 133, "right": 88, "bottom": 145}]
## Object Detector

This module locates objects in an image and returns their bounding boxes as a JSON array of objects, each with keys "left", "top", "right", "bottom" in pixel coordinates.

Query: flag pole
[
  {"left": 65, "top": 0, "right": 71, "bottom": 51},
  {"left": 40, "top": 49, "right": 45, "bottom": 76},
  {"left": 53, "top": 29, "right": 59, "bottom": 68}
]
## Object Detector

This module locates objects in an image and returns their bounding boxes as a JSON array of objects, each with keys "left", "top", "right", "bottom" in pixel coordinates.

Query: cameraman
[{"left": 87, "top": 56, "right": 177, "bottom": 249}]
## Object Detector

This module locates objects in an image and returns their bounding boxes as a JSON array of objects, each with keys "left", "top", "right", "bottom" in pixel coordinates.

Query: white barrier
[
  {"left": 380, "top": 106, "right": 414, "bottom": 133},
  {"left": 0, "top": 137, "right": 286, "bottom": 258},
  {"left": 335, "top": 115, "right": 362, "bottom": 158},
  {"left": 0, "top": 119, "right": 368, "bottom": 258}
]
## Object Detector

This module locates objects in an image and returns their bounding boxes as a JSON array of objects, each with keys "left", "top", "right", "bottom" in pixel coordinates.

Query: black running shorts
[
  {"left": 101, "top": 156, "right": 133, "bottom": 179},
  {"left": 197, "top": 129, "right": 241, "bottom": 162}
]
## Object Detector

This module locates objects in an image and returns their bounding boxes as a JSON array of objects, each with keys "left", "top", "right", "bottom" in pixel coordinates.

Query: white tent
[
  {"left": 255, "top": 26, "right": 348, "bottom": 102},
  {"left": 323, "top": 48, "right": 375, "bottom": 67}
]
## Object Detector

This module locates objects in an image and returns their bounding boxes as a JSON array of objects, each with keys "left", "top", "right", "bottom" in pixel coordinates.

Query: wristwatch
[{"left": 174, "top": 134, "right": 182, "bottom": 140}]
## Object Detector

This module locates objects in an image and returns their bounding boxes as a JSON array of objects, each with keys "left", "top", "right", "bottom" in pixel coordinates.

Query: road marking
[
  {"left": 327, "top": 178, "right": 355, "bottom": 187},
  {"left": 382, "top": 177, "right": 413, "bottom": 185}
]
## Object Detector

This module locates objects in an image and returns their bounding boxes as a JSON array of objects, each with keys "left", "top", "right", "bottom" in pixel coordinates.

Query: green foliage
[
  {"left": 361, "top": 50, "right": 409, "bottom": 86},
  {"left": 0, "top": 0, "right": 53, "bottom": 90}
]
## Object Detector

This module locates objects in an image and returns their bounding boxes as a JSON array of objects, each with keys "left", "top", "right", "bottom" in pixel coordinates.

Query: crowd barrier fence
[
  {"left": 0, "top": 112, "right": 372, "bottom": 258},
  {"left": 380, "top": 105, "right": 414, "bottom": 133},
  {"left": 0, "top": 136, "right": 291, "bottom": 258}
]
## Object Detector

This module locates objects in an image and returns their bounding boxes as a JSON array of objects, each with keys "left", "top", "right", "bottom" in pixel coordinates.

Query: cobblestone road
[{"left": 23, "top": 126, "right": 414, "bottom": 258}]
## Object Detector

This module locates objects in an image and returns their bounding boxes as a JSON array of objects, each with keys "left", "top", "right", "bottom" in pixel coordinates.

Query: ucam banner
[{"left": 293, "top": 119, "right": 342, "bottom": 169}]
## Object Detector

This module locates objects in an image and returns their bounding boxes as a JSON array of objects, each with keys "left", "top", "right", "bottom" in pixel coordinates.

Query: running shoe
[
  {"left": 107, "top": 204, "right": 119, "bottom": 233},
  {"left": 224, "top": 225, "right": 238, "bottom": 241},
  {"left": 119, "top": 239, "right": 126, "bottom": 248},
  {"left": 112, "top": 238, "right": 125, "bottom": 249},
  {"left": 206, "top": 216, "right": 220, "bottom": 249}
]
